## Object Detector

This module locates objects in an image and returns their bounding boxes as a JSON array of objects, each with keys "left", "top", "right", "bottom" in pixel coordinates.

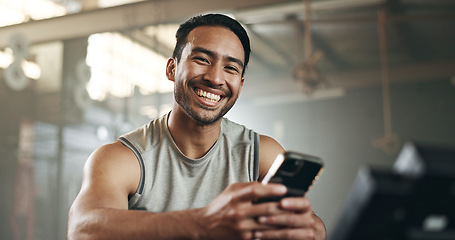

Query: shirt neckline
[{"left": 163, "top": 111, "right": 223, "bottom": 163}]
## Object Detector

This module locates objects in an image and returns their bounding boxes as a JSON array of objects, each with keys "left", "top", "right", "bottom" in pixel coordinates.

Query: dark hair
[{"left": 172, "top": 13, "right": 251, "bottom": 76}]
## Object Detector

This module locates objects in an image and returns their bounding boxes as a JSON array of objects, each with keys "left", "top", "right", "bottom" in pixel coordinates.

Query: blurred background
[{"left": 1, "top": 0, "right": 455, "bottom": 239}]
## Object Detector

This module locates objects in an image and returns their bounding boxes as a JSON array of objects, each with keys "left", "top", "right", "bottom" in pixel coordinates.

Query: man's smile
[{"left": 194, "top": 88, "right": 223, "bottom": 103}]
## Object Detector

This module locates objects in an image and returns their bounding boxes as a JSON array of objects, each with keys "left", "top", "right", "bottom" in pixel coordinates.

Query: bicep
[
  {"left": 72, "top": 142, "right": 141, "bottom": 212},
  {"left": 257, "top": 135, "right": 285, "bottom": 181}
]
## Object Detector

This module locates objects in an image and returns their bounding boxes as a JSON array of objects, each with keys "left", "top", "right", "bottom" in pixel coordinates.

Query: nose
[{"left": 203, "top": 64, "right": 224, "bottom": 86}]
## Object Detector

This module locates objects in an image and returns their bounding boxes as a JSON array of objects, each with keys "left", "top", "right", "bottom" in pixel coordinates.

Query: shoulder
[
  {"left": 83, "top": 141, "right": 140, "bottom": 196},
  {"left": 87, "top": 141, "right": 136, "bottom": 167},
  {"left": 221, "top": 118, "right": 256, "bottom": 141},
  {"left": 258, "top": 134, "right": 285, "bottom": 181},
  {"left": 221, "top": 117, "right": 249, "bottom": 132},
  {"left": 70, "top": 141, "right": 140, "bottom": 212}
]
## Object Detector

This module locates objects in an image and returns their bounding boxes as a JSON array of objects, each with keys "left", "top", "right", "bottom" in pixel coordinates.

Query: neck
[{"left": 167, "top": 108, "right": 222, "bottom": 159}]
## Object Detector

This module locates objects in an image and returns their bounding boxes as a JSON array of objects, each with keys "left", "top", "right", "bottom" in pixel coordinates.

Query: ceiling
[
  {"left": 1, "top": 0, "right": 455, "bottom": 102},
  {"left": 232, "top": 0, "right": 455, "bottom": 98}
]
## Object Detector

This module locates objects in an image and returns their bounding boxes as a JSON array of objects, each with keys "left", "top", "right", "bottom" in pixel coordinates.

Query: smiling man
[{"left": 68, "top": 14, "right": 326, "bottom": 240}]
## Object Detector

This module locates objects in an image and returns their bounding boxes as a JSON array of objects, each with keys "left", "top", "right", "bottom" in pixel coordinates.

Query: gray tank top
[{"left": 118, "top": 112, "right": 259, "bottom": 212}]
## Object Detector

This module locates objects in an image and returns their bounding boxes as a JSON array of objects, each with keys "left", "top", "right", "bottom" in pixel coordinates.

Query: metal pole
[{"left": 378, "top": 7, "right": 392, "bottom": 137}]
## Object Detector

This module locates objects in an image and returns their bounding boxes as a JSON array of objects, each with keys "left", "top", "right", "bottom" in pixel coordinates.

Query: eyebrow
[{"left": 191, "top": 47, "right": 244, "bottom": 69}]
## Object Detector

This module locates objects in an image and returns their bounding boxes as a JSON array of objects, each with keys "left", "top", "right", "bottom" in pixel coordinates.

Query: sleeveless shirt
[{"left": 118, "top": 112, "right": 259, "bottom": 212}]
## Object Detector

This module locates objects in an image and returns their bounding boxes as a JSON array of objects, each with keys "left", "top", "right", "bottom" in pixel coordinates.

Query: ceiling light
[
  {"left": 25, "top": 0, "right": 67, "bottom": 20},
  {"left": 0, "top": 50, "right": 41, "bottom": 80},
  {"left": 22, "top": 60, "right": 41, "bottom": 80},
  {"left": 0, "top": 5, "right": 25, "bottom": 27},
  {"left": 0, "top": 50, "right": 14, "bottom": 69},
  {"left": 97, "top": 0, "right": 144, "bottom": 8}
]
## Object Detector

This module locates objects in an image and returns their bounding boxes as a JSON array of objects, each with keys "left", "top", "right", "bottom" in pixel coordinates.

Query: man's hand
[
  {"left": 197, "top": 182, "right": 289, "bottom": 239},
  {"left": 197, "top": 182, "right": 324, "bottom": 240},
  {"left": 253, "top": 197, "right": 319, "bottom": 240}
]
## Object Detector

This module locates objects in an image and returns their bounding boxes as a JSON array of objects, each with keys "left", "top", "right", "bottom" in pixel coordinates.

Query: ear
[
  {"left": 238, "top": 77, "right": 245, "bottom": 96},
  {"left": 166, "top": 58, "right": 176, "bottom": 82}
]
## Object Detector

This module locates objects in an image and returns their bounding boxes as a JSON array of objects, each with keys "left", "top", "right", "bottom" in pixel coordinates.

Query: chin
[{"left": 193, "top": 113, "right": 223, "bottom": 125}]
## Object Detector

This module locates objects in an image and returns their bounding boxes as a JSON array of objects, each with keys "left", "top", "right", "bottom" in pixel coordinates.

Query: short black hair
[{"left": 172, "top": 13, "right": 251, "bottom": 76}]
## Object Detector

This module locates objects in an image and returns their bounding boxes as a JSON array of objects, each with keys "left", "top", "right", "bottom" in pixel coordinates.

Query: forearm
[{"left": 68, "top": 207, "right": 204, "bottom": 240}]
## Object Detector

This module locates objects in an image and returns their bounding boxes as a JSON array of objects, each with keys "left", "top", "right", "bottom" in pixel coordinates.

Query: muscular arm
[
  {"left": 67, "top": 142, "right": 203, "bottom": 240},
  {"left": 257, "top": 134, "right": 327, "bottom": 240},
  {"left": 68, "top": 141, "right": 293, "bottom": 240}
]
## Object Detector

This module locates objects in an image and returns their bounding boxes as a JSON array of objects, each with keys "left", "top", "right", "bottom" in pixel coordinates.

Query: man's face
[{"left": 167, "top": 26, "right": 245, "bottom": 125}]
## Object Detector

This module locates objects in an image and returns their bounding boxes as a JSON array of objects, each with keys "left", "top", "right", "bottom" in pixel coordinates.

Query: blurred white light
[
  {"left": 21, "top": 60, "right": 41, "bottom": 80},
  {"left": 64, "top": 1, "right": 82, "bottom": 13},
  {"left": 0, "top": 50, "right": 14, "bottom": 68},
  {"left": 86, "top": 69, "right": 108, "bottom": 101},
  {"left": 0, "top": 5, "right": 26, "bottom": 27},
  {"left": 97, "top": 0, "right": 144, "bottom": 8},
  {"left": 0, "top": 50, "right": 41, "bottom": 80},
  {"left": 86, "top": 32, "right": 173, "bottom": 101},
  {"left": 25, "top": 0, "right": 67, "bottom": 20},
  {"left": 423, "top": 215, "right": 448, "bottom": 232},
  {"left": 0, "top": 0, "right": 67, "bottom": 27}
]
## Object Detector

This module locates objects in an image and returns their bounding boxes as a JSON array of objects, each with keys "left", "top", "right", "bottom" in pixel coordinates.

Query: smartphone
[{"left": 258, "top": 151, "right": 324, "bottom": 202}]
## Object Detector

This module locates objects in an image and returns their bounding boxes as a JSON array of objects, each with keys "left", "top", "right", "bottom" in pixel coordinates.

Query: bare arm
[
  {"left": 67, "top": 142, "right": 204, "bottom": 239},
  {"left": 257, "top": 134, "right": 327, "bottom": 240},
  {"left": 67, "top": 141, "right": 292, "bottom": 240}
]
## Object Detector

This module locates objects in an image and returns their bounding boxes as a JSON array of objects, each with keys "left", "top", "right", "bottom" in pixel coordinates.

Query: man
[{"left": 68, "top": 14, "right": 326, "bottom": 240}]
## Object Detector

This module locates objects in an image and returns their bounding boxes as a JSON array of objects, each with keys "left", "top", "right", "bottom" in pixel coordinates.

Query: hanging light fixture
[
  {"left": 293, "top": 0, "right": 328, "bottom": 95},
  {"left": 372, "top": 6, "right": 400, "bottom": 155}
]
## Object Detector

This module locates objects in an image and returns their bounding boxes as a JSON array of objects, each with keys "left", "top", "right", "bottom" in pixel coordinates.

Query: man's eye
[
  {"left": 194, "top": 57, "right": 208, "bottom": 63},
  {"left": 226, "top": 66, "right": 240, "bottom": 73}
]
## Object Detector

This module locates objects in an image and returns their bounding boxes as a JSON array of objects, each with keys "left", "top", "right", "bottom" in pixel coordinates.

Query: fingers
[
  {"left": 280, "top": 197, "right": 313, "bottom": 213},
  {"left": 225, "top": 184, "right": 314, "bottom": 224},
  {"left": 248, "top": 201, "right": 288, "bottom": 217},
  {"left": 257, "top": 197, "right": 314, "bottom": 227},
  {"left": 256, "top": 210, "right": 315, "bottom": 228},
  {"left": 254, "top": 227, "right": 316, "bottom": 240},
  {"left": 254, "top": 197, "right": 317, "bottom": 240},
  {"left": 204, "top": 182, "right": 284, "bottom": 216},
  {"left": 202, "top": 183, "right": 289, "bottom": 231},
  {"left": 226, "top": 182, "right": 287, "bottom": 203},
  {"left": 202, "top": 183, "right": 321, "bottom": 239},
  {"left": 225, "top": 216, "right": 276, "bottom": 232}
]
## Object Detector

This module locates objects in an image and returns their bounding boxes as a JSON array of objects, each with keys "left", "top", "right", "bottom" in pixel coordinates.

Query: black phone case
[{"left": 257, "top": 151, "right": 323, "bottom": 203}]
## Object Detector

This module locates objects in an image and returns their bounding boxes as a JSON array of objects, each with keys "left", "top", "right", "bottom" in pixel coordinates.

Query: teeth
[{"left": 196, "top": 89, "right": 221, "bottom": 102}]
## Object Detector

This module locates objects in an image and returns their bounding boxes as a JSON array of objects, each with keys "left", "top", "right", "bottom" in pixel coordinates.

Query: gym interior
[{"left": 1, "top": 0, "right": 454, "bottom": 239}]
